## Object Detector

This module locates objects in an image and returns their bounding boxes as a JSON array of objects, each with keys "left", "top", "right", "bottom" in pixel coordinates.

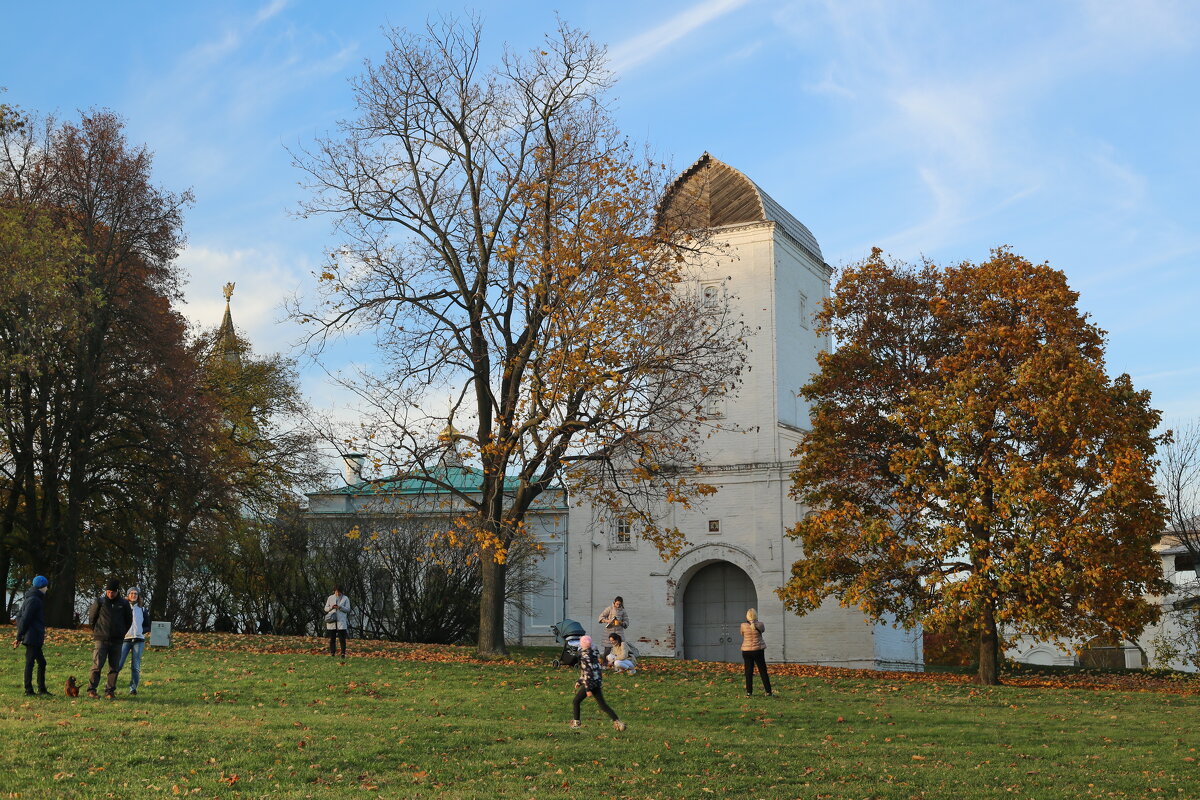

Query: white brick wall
[{"left": 567, "top": 219, "right": 923, "bottom": 670}]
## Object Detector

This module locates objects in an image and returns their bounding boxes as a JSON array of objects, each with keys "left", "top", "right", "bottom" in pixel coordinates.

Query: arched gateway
[{"left": 682, "top": 561, "right": 757, "bottom": 662}]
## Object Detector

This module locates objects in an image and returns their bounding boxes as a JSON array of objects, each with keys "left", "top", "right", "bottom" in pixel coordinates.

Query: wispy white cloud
[
  {"left": 608, "top": 0, "right": 753, "bottom": 74},
  {"left": 1131, "top": 364, "right": 1200, "bottom": 384},
  {"left": 1075, "top": 0, "right": 1197, "bottom": 54},
  {"left": 1087, "top": 144, "right": 1148, "bottom": 213},
  {"left": 804, "top": 64, "right": 855, "bottom": 99},
  {"left": 180, "top": 0, "right": 291, "bottom": 72},
  {"left": 176, "top": 244, "right": 309, "bottom": 357},
  {"left": 773, "top": 0, "right": 1199, "bottom": 257},
  {"left": 254, "top": 0, "right": 290, "bottom": 26}
]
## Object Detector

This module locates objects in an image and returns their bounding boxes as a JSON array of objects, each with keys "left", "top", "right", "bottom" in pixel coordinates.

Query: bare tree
[
  {"left": 1153, "top": 420, "right": 1200, "bottom": 669},
  {"left": 293, "top": 17, "right": 746, "bottom": 655},
  {"left": 1159, "top": 420, "right": 1200, "bottom": 558}
]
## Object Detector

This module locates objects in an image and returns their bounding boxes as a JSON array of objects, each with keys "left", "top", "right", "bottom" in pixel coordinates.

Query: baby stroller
[{"left": 550, "top": 618, "right": 587, "bottom": 667}]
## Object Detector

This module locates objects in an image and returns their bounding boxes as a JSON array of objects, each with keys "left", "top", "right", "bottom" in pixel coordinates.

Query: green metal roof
[{"left": 318, "top": 465, "right": 564, "bottom": 500}]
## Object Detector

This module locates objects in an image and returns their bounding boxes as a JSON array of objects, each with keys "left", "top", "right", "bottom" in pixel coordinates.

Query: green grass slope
[{"left": 1, "top": 630, "right": 1196, "bottom": 799}]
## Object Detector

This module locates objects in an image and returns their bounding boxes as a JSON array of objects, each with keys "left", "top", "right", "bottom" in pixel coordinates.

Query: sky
[{"left": 3, "top": 0, "right": 1198, "bottom": 426}]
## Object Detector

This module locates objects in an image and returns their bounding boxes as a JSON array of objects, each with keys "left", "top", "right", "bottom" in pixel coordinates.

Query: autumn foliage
[
  {"left": 781, "top": 248, "right": 1168, "bottom": 685},
  {"left": 294, "top": 19, "right": 745, "bottom": 656}
]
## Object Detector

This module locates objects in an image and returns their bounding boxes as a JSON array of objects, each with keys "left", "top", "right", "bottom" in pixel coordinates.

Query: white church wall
[
  {"left": 572, "top": 156, "right": 926, "bottom": 671},
  {"left": 772, "top": 232, "right": 830, "bottom": 429},
  {"left": 569, "top": 212, "right": 924, "bottom": 670},
  {"left": 505, "top": 509, "right": 569, "bottom": 646},
  {"left": 700, "top": 223, "right": 783, "bottom": 465},
  {"left": 871, "top": 618, "right": 925, "bottom": 671},
  {"left": 1006, "top": 550, "right": 1198, "bottom": 673}
]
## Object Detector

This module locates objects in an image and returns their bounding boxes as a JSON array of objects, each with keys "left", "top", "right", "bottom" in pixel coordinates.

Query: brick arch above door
[{"left": 664, "top": 542, "right": 763, "bottom": 607}]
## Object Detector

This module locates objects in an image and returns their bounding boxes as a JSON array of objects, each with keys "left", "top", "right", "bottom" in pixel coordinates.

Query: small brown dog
[{"left": 65, "top": 676, "right": 79, "bottom": 697}]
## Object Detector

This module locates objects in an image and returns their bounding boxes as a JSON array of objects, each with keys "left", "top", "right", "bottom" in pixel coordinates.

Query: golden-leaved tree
[
  {"left": 781, "top": 247, "right": 1167, "bottom": 684},
  {"left": 294, "top": 18, "right": 746, "bottom": 656}
]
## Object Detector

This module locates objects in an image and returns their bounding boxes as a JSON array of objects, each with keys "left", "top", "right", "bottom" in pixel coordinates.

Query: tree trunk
[
  {"left": 0, "top": 484, "right": 18, "bottom": 597},
  {"left": 477, "top": 554, "right": 508, "bottom": 657},
  {"left": 150, "top": 527, "right": 181, "bottom": 622},
  {"left": 0, "top": 549, "right": 10, "bottom": 613},
  {"left": 976, "top": 600, "right": 1002, "bottom": 685},
  {"left": 46, "top": 549, "right": 78, "bottom": 628}
]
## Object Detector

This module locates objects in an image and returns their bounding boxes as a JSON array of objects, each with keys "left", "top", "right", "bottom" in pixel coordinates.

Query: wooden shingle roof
[{"left": 659, "top": 153, "right": 824, "bottom": 264}]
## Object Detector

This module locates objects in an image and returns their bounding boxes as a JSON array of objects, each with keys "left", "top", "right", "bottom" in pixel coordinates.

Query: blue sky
[{"left": 3, "top": 0, "right": 1198, "bottom": 424}]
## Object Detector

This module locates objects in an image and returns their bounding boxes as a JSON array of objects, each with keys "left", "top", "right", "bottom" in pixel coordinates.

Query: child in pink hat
[{"left": 570, "top": 635, "right": 626, "bottom": 731}]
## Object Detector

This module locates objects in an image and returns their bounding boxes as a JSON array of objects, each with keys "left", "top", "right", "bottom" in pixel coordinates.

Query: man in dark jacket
[
  {"left": 13, "top": 575, "right": 50, "bottom": 696},
  {"left": 86, "top": 578, "right": 132, "bottom": 699}
]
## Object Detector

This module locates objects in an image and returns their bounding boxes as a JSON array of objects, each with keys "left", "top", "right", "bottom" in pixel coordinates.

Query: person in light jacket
[
  {"left": 324, "top": 585, "right": 350, "bottom": 659},
  {"left": 605, "top": 632, "right": 637, "bottom": 674},
  {"left": 597, "top": 596, "right": 629, "bottom": 658},
  {"left": 13, "top": 576, "right": 50, "bottom": 696},
  {"left": 117, "top": 587, "right": 151, "bottom": 695},
  {"left": 740, "top": 608, "right": 773, "bottom": 697}
]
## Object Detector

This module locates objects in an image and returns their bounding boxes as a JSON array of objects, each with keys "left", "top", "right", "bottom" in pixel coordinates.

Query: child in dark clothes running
[{"left": 570, "top": 635, "right": 626, "bottom": 731}]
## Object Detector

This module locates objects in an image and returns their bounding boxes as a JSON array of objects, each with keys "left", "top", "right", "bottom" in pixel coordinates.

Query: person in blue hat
[{"left": 13, "top": 576, "right": 50, "bottom": 697}]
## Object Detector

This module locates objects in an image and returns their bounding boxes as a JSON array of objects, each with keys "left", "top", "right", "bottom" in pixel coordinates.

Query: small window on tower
[
  {"left": 703, "top": 396, "right": 726, "bottom": 419},
  {"left": 616, "top": 518, "right": 632, "bottom": 544},
  {"left": 799, "top": 292, "right": 809, "bottom": 329},
  {"left": 708, "top": 519, "right": 721, "bottom": 535},
  {"left": 702, "top": 283, "right": 721, "bottom": 310}
]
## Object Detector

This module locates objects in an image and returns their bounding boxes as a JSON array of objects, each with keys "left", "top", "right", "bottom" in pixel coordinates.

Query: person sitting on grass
[
  {"left": 570, "top": 635, "right": 626, "bottom": 732},
  {"left": 605, "top": 633, "right": 637, "bottom": 674}
]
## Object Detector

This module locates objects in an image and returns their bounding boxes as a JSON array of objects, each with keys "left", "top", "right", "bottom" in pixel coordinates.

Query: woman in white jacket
[
  {"left": 324, "top": 585, "right": 350, "bottom": 659},
  {"left": 118, "top": 587, "right": 151, "bottom": 694}
]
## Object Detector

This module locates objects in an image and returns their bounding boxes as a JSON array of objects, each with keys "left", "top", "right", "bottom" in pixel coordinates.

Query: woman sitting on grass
[{"left": 605, "top": 633, "right": 637, "bottom": 674}]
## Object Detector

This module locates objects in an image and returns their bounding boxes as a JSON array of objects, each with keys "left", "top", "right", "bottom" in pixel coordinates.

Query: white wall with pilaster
[{"left": 567, "top": 212, "right": 922, "bottom": 670}]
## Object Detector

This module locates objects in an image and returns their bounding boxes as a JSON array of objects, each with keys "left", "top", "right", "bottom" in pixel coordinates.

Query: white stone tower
[{"left": 567, "top": 154, "right": 922, "bottom": 669}]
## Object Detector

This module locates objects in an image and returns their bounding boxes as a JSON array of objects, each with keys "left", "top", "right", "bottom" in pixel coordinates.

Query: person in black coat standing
[
  {"left": 86, "top": 579, "right": 133, "bottom": 699},
  {"left": 13, "top": 575, "right": 50, "bottom": 697}
]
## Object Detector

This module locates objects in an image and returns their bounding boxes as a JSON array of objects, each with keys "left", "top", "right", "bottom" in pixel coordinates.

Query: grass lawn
[{"left": 1, "top": 631, "right": 1196, "bottom": 799}]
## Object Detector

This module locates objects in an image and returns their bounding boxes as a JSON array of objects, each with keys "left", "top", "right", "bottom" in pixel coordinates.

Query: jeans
[
  {"left": 23, "top": 643, "right": 47, "bottom": 692},
  {"left": 88, "top": 641, "right": 122, "bottom": 695},
  {"left": 118, "top": 639, "right": 145, "bottom": 691},
  {"left": 606, "top": 654, "right": 636, "bottom": 671},
  {"left": 328, "top": 629, "right": 347, "bottom": 656},
  {"left": 742, "top": 648, "right": 772, "bottom": 695}
]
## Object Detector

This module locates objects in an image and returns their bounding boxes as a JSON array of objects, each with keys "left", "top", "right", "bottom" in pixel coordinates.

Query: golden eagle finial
[{"left": 222, "top": 282, "right": 235, "bottom": 302}]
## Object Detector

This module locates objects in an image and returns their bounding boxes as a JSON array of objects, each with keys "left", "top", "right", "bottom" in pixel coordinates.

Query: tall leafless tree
[
  {"left": 1154, "top": 420, "right": 1200, "bottom": 668},
  {"left": 293, "top": 17, "right": 747, "bottom": 655}
]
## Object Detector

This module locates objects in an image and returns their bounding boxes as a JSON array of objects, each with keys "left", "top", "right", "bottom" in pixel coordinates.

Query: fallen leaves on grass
[{"left": 41, "top": 628, "right": 1199, "bottom": 695}]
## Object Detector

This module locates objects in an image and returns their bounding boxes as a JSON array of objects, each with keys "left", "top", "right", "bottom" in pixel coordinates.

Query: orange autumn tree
[
  {"left": 294, "top": 19, "right": 746, "bottom": 656},
  {"left": 780, "top": 248, "right": 1168, "bottom": 685}
]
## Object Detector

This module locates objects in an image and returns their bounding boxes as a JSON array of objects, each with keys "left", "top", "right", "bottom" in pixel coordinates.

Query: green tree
[
  {"left": 0, "top": 109, "right": 192, "bottom": 624},
  {"left": 0, "top": 204, "right": 89, "bottom": 599},
  {"left": 781, "top": 248, "right": 1168, "bottom": 685},
  {"left": 143, "top": 302, "right": 323, "bottom": 626}
]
